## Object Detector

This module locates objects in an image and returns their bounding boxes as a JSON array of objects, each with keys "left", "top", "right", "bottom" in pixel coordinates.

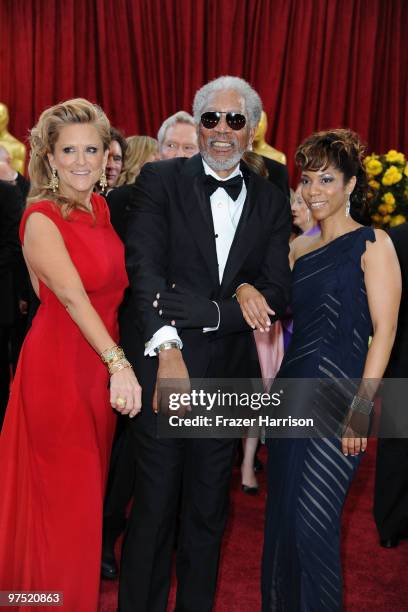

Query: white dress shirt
[{"left": 144, "top": 158, "right": 246, "bottom": 356}]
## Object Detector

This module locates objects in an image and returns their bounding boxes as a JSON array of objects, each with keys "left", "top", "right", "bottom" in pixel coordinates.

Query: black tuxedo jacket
[
  {"left": 120, "top": 154, "right": 291, "bottom": 408},
  {"left": 107, "top": 156, "right": 289, "bottom": 242}
]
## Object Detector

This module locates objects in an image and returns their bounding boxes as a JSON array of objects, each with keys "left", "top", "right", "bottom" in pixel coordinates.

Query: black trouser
[
  {"left": 103, "top": 420, "right": 135, "bottom": 548},
  {"left": 119, "top": 425, "right": 237, "bottom": 612},
  {"left": 374, "top": 438, "right": 408, "bottom": 539}
]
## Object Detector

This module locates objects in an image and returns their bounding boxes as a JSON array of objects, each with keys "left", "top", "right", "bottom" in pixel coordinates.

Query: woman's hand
[
  {"left": 341, "top": 434, "right": 368, "bottom": 456},
  {"left": 236, "top": 284, "right": 275, "bottom": 332},
  {"left": 110, "top": 367, "right": 142, "bottom": 418},
  {"left": 341, "top": 410, "right": 369, "bottom": 456}
]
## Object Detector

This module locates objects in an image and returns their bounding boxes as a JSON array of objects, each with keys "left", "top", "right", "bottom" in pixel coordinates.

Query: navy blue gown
[{"left": 262, "top": 226, "right": 376, "bottom": 611}]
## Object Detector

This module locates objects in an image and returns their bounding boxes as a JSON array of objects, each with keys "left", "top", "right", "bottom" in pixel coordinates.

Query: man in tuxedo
[
  {"left": 119, "top": 76, "right": 291, "bottom": 612},
  {"left": 101, "top": 112, "right": 200, "bottom": 581},
  {"left": 374, "top": 222, "right": 408, "bottom": 547}
]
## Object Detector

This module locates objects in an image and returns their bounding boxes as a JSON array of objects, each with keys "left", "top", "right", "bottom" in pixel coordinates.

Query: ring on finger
[{"left": 116, "top": 396, "right": 127, "bottom": 408}]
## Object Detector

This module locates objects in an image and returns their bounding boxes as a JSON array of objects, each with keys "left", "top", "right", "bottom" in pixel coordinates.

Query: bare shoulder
[
  {"left": 363, "top": 228, "right": 398, "bottom": 269},
  {"left": 25, "top": 209, "right": 62, "bottom": 228},
  {"left": 366, "top": 228, "right": 395, "bottom": 254},
  {"left": 23, "top": 212, "right": 64, "bottom": 245},
  {"left": 373, "top": 228, "right": 393, "bottom": 245}
]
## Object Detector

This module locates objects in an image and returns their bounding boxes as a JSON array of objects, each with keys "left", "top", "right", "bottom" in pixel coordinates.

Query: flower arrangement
[{"left": 364, "top": 150, "right": 408, "bottom": 228}]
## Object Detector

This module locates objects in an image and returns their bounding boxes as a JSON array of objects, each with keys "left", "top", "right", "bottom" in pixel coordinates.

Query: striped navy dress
[{"left": 262, "top": 226, "right": 376, "bottom": 611}]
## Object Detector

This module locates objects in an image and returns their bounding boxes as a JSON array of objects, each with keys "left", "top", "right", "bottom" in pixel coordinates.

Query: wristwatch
[{"left": 154, "top": 340, "right": 182, "bottom": 355}]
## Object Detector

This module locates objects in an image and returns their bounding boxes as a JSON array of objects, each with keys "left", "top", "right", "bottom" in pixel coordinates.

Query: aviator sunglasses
[{"left": 200, "top": 111, "right": 247, "bottom": 131}]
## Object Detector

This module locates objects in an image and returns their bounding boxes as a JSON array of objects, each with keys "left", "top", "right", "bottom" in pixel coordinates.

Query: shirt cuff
[
  {"left": 144, "top": 325, "right": 182, "bottom": 356},
  {"left": 203, "top": 301, "right": 220, "bottom": 333}
]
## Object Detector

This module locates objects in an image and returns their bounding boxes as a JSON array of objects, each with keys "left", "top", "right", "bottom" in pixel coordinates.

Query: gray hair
[
  {"left": 157, "top": 111, "right": 196, "bottom": 146},
  {"left": 192, "top": 76, "right": 263, "bottom": 129}
]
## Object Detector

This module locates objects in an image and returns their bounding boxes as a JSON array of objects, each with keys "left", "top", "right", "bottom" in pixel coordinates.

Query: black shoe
[
  {"left": 380, "top": 537, "right": 399, "bottom": 548},
  {"left": 101, "top": 552, "right": 118, "bottom": 580},
  {"left": 253, "top": 455, "right": 263, "bottom": 473},
  {"left": 241, "top": 484, "right": 259, "bottom": 495}
]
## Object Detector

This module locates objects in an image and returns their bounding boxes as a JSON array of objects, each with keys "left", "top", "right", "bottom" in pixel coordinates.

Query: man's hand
[
  {"left": 236, "top": 283, "right": 275, "bottom": 332},
  {"left": 153, "top": 348, "right": 191, "bottom": 416},
  {"left": 153, "top": 285, "right": 219, "bottom": 329}
]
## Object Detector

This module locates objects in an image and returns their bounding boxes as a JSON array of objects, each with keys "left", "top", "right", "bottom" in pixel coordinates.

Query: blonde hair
[
  {"left": 28, "top": 98, "right": 111, "bottom": 215},
  {"left": 116, "top": 135, "right": 159, "bottom": 186}
]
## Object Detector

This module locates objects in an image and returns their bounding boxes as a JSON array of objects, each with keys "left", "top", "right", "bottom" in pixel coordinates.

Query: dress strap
[{"left": 348, "top": 226, "right": 376, "bottom": 264}]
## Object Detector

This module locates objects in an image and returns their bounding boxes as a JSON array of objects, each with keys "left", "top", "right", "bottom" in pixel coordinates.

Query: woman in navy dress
[{"left": 236, "top": 129, "right": 401, "bottom": 611}]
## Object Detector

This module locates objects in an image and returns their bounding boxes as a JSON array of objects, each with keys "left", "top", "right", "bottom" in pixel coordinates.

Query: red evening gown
[{"left": 0, "top": 194, "right": 128, "bottom": 611}]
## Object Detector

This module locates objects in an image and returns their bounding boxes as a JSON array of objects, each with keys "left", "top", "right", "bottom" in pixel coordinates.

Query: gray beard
[{"left": 200, "top": 149, "right": 243, "bottom": 173}]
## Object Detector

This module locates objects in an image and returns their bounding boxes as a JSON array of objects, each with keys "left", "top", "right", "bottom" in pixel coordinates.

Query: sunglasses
[{"left": 200, "top": 111, "right": 247, "bottom": 131}]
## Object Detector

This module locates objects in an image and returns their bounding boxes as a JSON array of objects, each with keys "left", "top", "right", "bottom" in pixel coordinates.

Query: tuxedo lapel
[
  {"left": 179, "top": 155, "right": 220, "bottom": 287},
  {"left": 221, "top": 163, "right": 258, "bottom": 292}
]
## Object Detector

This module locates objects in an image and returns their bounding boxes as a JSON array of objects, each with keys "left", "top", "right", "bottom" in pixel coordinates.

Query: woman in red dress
[{"left": 0, "top": 99, "right": 142, "bottom": 611}]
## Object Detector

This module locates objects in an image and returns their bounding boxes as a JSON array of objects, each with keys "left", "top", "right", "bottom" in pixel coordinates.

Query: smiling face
[
  {"left": 106, "top": 139, "right": 124, "bottom": 186},
  {"left": 300, "top": 164, "right": 356, "bottom": 222},
  {"left": 47, "top": 123, "right": 108, "bottom": 206},
  {"left": 198, "top": 89, "right": 255, "bottom": 177}
]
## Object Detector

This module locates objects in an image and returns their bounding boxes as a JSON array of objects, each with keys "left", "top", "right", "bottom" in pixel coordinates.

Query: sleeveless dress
[
  {"left": 262, "top": 226, "right": 376, "bottom": 611},
  {"left": 0, "top": 195, "right": 128, "bottom": 611}
]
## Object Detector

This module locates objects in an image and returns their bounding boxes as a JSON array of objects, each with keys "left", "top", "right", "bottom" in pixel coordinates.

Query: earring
[
  {"left": 99, "top": 169, "right": 108, "bottom": 193},
  {"left": 306, "top": 208, "right": 311, "bottom": 224},
  {"left": 48, "top": 167, "right": 59, "bottom": 193},
  {"left": 345, "top": 195, "right": 351, "bottom": 218}
]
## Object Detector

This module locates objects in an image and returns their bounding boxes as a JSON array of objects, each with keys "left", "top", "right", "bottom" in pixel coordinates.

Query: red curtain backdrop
[{"left": 0, "top": 0, "right": 407, "bottom": 181}]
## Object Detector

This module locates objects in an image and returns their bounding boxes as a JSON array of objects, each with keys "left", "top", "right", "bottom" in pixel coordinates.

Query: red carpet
[{"left": 99, "top": 442, "right": 408, "bottom": 611}]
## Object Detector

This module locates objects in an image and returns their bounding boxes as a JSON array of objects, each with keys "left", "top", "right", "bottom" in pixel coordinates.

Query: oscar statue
[
  {"left": 253, "top": 111, "right": 286, "bottom": 166},
  {"left": 0, "top": 103, "right": 26, "bottom": 175}
]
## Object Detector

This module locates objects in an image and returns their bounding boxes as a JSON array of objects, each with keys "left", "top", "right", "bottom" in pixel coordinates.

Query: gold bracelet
[
  {"left": 101, "top": 345, "right": 125, "bottom": 364},
  {"left": 101, "top": 345, "right": 132, "bottom": 375},
  {"left": 108, "top": 359, "right": 133, "bottom": 376}
]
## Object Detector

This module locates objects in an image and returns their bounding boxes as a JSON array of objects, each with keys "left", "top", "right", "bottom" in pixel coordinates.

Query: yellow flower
[
  {"left": 382, "top": 165, "right": 403, "bottom": 186},
  {"left": 368, "top": 179, "right": 380, "bottom": 190},
  {"left": 378, "top": 204, "right": 388, "bottom": 215},
  {"left": 383, "top": 192, "right": 395, "bottom": 205},
  {"left": 404, "top": 164, "right": 408, "bottom": 177},
  {"left": 385, "top": 150, "right": 405, "bottom": 164},
  {"left": 364, "top": 153, "right": 379, "bottom": 166},
  {"left": 386, "top": 203, "right": 396, "bottom": 213},
  {"left": 382, "top": 215, "right": 392, "bottom": 224},
  {"left": 365, "top": 159, "right": 383, "bottom": 176},
  {"left": 389, "top": 214, "right": 406, "bottom": 227}
]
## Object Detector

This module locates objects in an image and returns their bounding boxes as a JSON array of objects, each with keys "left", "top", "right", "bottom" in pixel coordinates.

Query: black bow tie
[{"left": 204, "top": 174, "right": 243, "bottom": 201}]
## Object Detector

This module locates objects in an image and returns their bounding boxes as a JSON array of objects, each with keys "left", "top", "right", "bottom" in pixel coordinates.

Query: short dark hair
[{"left": 295, "top": 128, "right": 368, "bottom": 209}]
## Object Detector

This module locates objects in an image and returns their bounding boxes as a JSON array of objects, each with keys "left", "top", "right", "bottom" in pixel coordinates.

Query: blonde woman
[
  {"left": 0, "top": 98, "right": 141, "bottom": 611},
  {"left": 116, "top": 135, "right": 159, "bottom": 186}
]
